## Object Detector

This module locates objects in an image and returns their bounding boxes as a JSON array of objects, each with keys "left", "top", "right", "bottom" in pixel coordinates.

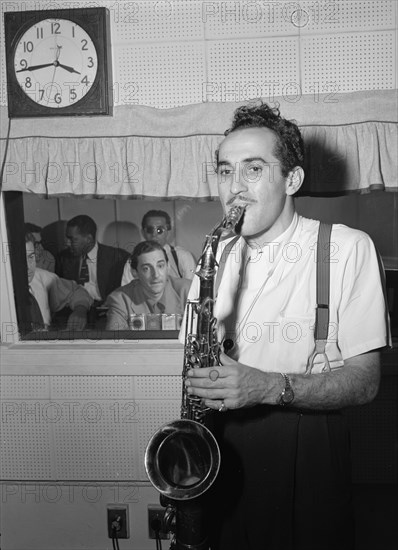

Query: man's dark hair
[
  {"left": 24, "top": 222, "right": 42, "bottom": 234},
  {"left": 141, "top": 210, "right": 171, "bottom": 231},
  {"left": 66, "top": 215, "right": 97, "bottom": 239},
  {"left": 217, "top": 102, "right": 304, "bottom": 177},
  {"left": 25, "top": 232, "right": 35, "bottom": 245},
  {"left": 130, "top": 240, "right": 168, "bottom": 270}
]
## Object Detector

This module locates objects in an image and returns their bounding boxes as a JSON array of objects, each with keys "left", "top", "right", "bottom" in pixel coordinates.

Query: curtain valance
[{"left": 1, "top": 89, "right": 396, "bottom": 198}]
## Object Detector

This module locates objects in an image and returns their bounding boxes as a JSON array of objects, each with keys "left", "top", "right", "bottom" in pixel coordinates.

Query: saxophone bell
[{"left": 144, "top": 418, "right": 220, "bottom": 501}]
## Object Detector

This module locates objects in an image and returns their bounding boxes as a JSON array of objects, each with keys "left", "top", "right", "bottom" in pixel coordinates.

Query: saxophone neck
[
  {"left": 196, "top": 235, "right": 218, "bottom": 280},
  {"left": 196, "top": 205, "right": 246, "bottom": 281}
]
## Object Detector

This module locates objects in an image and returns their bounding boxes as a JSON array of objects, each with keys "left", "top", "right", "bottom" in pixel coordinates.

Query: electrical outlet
[
  {"left": 148, "top": 505, "right": 170, "bottom": 540},
  {"left": 107, "top": 504, "right": 129, "bottom": 539}
]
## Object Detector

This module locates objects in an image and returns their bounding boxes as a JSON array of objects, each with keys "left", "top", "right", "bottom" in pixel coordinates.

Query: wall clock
[{"left": 4, "top": 7, "right": 113, "bottom": 118}]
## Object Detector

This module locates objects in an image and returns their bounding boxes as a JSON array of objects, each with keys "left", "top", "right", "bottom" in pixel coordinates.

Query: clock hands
[
  {"left": 16, "top": 62, "right": 54, "bottom": 72},
  {"left": 17, "top": 46, "right": 80, "bottom": 75},
  {"left": 57, "top": 62, "right": 81, "bottom": 74},
  {"left": 16, "top": 61, "right": 81, "bottom": 74},
  {"left": 53, "top": 43, "right": 80, "bottom": 74}
]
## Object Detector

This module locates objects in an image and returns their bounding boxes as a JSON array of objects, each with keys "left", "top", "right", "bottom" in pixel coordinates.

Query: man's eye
[
  {"left": 218, "top": 167, "right": 233, "bottom": 176},
  {"left": 247, "top": 165, "right": 262, "bottom": 173}
]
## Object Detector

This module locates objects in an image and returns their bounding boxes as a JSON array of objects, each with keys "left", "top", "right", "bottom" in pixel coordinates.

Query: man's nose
[{"left": 230, "top": 164, "right": 249, "bottom": 195}]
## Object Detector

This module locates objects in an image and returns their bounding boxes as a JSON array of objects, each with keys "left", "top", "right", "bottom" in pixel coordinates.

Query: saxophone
[{"left": 145, "top": 205, "right": 245, "bottom": 550}]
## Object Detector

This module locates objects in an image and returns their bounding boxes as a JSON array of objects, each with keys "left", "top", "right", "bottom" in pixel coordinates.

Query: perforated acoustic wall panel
[
  {"left": 301, "top": 31, "right": 396, "bottom": 95},
  {"left": 203, "top": 1, "right": 300, "bottom": 38},
  {"left": 115, "top": 42, "right": 206, "bottom": 108},
  {"left": 0, "top": 0, "right": 396, "bottom": 107},
  {"left": 207, "top": 37, "right": 300, "bottom": 102},
  {"left": 112, "top": 0, "right": 204, "bottom": 43},
  {"left": 0, "top": 375, "right": 180, "bottom": 480},
  {"left": 299, "top": 0, "right": 396, "bottom": 34}
]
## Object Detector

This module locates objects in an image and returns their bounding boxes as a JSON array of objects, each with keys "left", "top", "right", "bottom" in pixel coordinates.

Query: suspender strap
[
  {"left": 170, "top": 246, "right": 182, "bottom": 278},
  {"left": 315, "top": 222, "right": 332, "bottom": 341},
  {"left": 306, "top": 222, "right": 333, "bottom": 374}
]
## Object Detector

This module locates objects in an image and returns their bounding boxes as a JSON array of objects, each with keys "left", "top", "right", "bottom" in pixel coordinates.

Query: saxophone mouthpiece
[{"left": 224, "top": 205, "right": 246, "bottom": 233}]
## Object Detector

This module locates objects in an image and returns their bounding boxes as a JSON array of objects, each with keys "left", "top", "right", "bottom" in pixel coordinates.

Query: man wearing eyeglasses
[
  {"left": 24, "top": 222, "right": 56, "bottom": 273},
  {"left": 121, "top": 210, "right": 196, "bottom": 285}
]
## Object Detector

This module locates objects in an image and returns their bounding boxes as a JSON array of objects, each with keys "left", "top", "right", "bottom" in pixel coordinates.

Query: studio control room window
[{"left": 4, "top": 192, "right": 222, "bottom": 341}]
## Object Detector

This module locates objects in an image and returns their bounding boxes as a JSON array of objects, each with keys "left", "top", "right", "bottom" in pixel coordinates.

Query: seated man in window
[
  {"left": 24, "top": 222, "right": 56, "bottom": 272},
  {"left": 105, "top": 241, "right": 191, "bottom": 330},
  {"left": 121, "top": 209, "right": 197, "bottom": 285},
  {"left": 26, "top": 233, "right": 93, "bottom": 331},
  {"left": 55, "top": 215, "right": 129, "bottom": 304}
]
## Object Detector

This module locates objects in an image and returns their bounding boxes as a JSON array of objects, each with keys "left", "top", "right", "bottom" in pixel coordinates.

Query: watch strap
[{"left": 279, "top": 373, "right": 294, "bottom": 406}]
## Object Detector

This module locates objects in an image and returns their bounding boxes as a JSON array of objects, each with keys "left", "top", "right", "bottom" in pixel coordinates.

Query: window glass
[{"left": 4, "top": 193, "right": 222, "bottom": 340}]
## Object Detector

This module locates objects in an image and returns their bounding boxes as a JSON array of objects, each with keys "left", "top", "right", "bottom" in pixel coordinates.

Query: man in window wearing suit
[
  {"left": 105, "top": 240, "right": 191, "bottom": 330},
  {"left": 121, "top": 210, "right": 197, "bottom": 285},
  {"left": 55, "top": 215, "right": 129, "bottom": 304},
  {"left": 26, "top": 232, "right": 92, "bottom": 330}
]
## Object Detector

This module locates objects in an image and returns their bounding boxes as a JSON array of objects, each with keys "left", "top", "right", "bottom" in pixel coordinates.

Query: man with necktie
[
  {"left": 26, "top": 233, "right": 93, "bottom": 331},
  {"left": 55, "top": 215, "right": 129, "bottom": 303},
  {"left": 105, "top": 241, "right": 191, "bottom": 330}
]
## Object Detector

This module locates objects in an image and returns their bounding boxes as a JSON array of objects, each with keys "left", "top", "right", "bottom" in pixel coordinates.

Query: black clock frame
[{"left": 4, "top": 7, "right": 113, "bottom": 118}]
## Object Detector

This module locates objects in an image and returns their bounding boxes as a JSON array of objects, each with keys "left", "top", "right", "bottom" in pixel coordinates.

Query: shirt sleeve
[
  {"left": 47, "top": 274, "right": 93, "bottom": 313},
  {"left": 337, "top": 232, "right": 390, "bottom": 360},
  {"left": 177, "top": 249, "right": 197, "bottom": 280}
]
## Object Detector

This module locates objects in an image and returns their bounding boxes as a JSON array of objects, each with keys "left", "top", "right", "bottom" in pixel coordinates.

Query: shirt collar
[{"left": 86, "top": 242, "right": 98, "bottom": 261}]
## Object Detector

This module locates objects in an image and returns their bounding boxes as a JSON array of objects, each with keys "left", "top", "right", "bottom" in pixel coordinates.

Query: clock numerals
[
  {"left": 23, "top": 41, "right": 34, "bottom": 53},
  {"left": 51, "top": 22, "right": 61, "bottom": 34}
]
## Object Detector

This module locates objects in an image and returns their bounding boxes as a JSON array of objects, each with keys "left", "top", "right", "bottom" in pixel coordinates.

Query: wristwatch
[{"left": 279, "top": 373, "right": 294, "bottom": 406}]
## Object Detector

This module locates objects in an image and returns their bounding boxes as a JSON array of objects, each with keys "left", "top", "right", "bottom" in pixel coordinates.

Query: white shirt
[
  {"left": 181, "top": 214, "right": 389, "bottom": 374},
  {"left": 29, "top": 268, "right": 93, "bottom": 326},
  {"left": 121, "top": 243, "right": 197, "bottom": 285},
  {"left": 81, "top": 242, "right": 102, "bottom": 301}
]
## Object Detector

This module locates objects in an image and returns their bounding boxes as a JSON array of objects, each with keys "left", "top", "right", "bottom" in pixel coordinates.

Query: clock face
[{"left": 13, "top": 18, "right": 98, "bottom": 108}]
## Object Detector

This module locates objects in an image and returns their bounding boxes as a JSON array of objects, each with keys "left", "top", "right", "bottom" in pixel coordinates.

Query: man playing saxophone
[{"left": 183, "top": 102, "right": 390, "bottom": 550}]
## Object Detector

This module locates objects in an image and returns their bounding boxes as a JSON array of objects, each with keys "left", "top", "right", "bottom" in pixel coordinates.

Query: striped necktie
[{"left": 78, "top": 254, "right": 90, "bottom": 284}]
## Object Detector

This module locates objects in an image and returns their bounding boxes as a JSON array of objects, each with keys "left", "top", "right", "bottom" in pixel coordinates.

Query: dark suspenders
[
  {"left": 170, "top": 246, "right": 183, "bottom": 278},
  {"left": 307, "top": 222, "right": 333, "bottom": 373},
  {"left": 215, "top": 222, "right": 333, "bottom": 373}
]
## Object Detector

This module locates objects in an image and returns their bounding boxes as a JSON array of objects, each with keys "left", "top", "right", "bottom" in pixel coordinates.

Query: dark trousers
[{"left": 207, "top": 406, "right": 354, "bottom": 550}]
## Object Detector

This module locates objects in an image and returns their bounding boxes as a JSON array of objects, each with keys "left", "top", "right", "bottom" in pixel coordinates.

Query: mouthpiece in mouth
[{"left": 225, "top": 205, "right": 246, "bottom": 233}]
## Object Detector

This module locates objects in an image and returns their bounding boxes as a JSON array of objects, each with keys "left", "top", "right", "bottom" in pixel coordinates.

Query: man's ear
[
  {"left": 286, "top": 167, "right": 304, "bottom": 196},
  {"left": 132, "top": 267, "right": 138, "bottom": 278}
]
